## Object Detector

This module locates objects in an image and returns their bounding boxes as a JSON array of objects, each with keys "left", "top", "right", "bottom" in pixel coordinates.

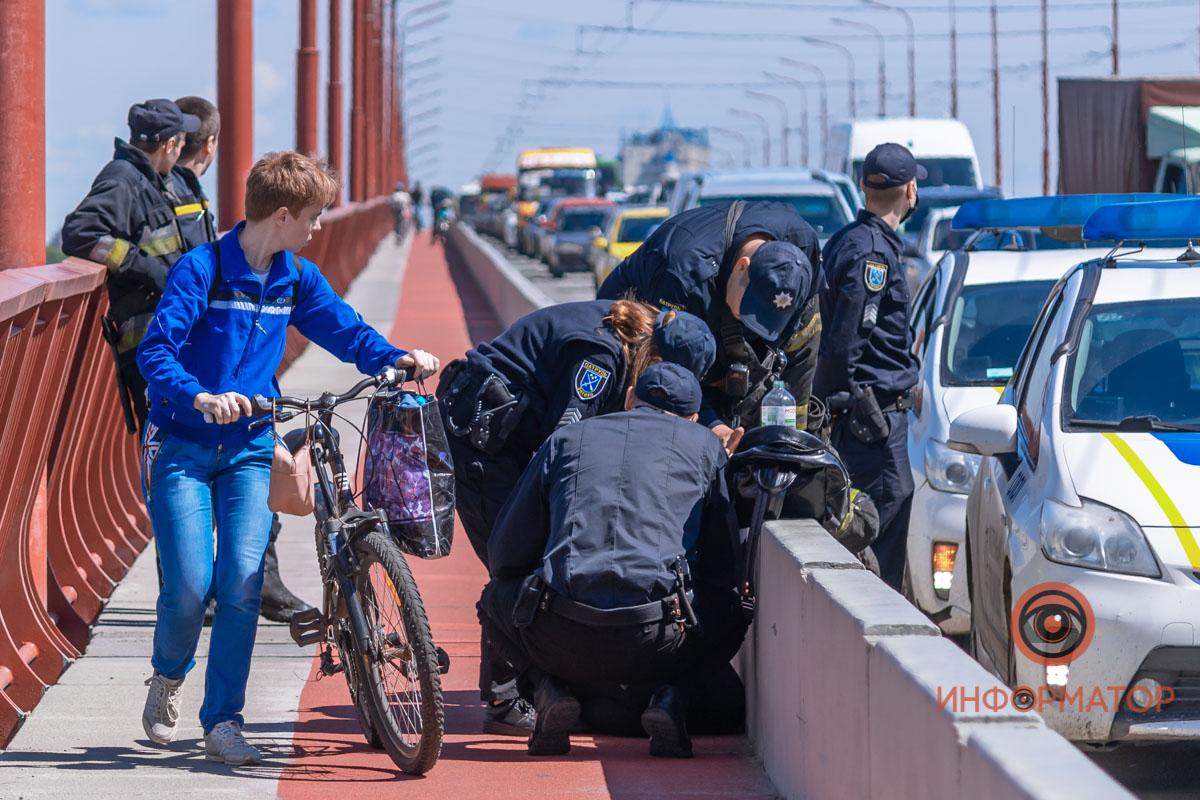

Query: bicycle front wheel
[{"left": 353, "top": 530, "right": 444, "bottom": 775}]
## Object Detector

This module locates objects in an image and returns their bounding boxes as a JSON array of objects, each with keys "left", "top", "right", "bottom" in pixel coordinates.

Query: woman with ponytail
[{"left": 436, "top": 298, "right": 715, "bottom": 734}]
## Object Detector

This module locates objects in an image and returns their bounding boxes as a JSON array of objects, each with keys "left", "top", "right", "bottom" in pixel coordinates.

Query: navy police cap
[
  {"left": 635, "top": 362, "right": 702, "bottom": 417},
  {"left": 739, "top": 240, "right": 811, "bottom": 344},
  {"left": 654, "top": 309, "right": 716, "bottom": 379},
  {"left": 128, "top": 98, "right": 201, "bottom": 144},
  {"left": 861, "top": 142, "right": 927, "bottom": 189}
]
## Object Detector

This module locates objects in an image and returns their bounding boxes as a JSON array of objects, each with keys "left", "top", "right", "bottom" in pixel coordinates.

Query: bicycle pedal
[
  {"left": 436, "top": 646, "right": 451, "bottom": 675},
  {"left": 289, "top": 607, "right": 327, "bottom": 647}
]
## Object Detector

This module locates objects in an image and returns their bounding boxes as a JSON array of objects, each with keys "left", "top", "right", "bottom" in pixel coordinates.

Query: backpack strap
[
  {"left": 207, "top": 240, "right": 221, "bottom": 305},
  {"left": 722, "top": 199, "right": 748, "bottom": 258}
]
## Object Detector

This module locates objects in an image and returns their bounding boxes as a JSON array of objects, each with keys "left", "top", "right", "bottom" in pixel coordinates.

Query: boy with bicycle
[{"left": 136, "top": 151, "right": 438, "bottom": 765}]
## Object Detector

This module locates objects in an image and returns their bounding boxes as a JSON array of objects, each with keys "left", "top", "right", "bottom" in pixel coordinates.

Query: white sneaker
[
  {"left": 142, "top": 672, "right": 184, "bottom": 745},
  {"left": 204, "top": 720, "right": 261, "bottom": 765}
]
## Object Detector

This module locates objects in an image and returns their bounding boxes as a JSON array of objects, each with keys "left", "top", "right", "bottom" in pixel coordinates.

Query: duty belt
[
  {"left": 546, "top": 591, "right": 687, "bottom": 627},
  {"left": 877, "top": 389, "right": 915, "bottom": 412}
]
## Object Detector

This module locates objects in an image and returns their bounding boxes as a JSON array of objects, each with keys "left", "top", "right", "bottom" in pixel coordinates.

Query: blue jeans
[{"left": 142, "top": 423, "right": 274, "bottom": 731}]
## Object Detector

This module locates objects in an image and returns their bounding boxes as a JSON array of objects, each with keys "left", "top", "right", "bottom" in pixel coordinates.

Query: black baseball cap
[
  {"left": 654, "top": 310, "right": 716, "bottom": 379},
  {"left": 739, "top": 240, "right": 811, "bottom": 343},
  {"left": 861, "top": 142, "right": 927, "bottom": 189},
  {"left": 635, "top": 362, "right": 702, "bottom": 417},
  {"left": 128, "top": 98, "right": 201, "bottom": 143}
]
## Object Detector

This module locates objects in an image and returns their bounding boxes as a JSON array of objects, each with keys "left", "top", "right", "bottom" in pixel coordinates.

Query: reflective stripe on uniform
[
  {"left": 174, "top": 203, "right": 204, "bottom": 216},
  {"left": 137, "top": 222, "right": 183, "bottom": 259},
  {"left": 784, "top": 309, "right": 822, "bottom": 354},
  {"left": 88, "top": 236, "right": 132, "bottom": 272},
  {"left": 1102, "top": 431, "right": 1200, "bottom": 568},
  {"left": 116, "top": 311, "right": 155, "bottom": 354}
]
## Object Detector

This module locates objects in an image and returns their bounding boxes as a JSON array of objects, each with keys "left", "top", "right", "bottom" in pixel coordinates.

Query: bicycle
[{"left": 250, "top": 367, "right": 444, "bottom": 775}]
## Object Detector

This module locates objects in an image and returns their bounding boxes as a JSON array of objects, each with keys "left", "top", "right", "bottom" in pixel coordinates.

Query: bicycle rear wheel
[{"left": 353, "top": 530, "right": 444, "bottom": 774}]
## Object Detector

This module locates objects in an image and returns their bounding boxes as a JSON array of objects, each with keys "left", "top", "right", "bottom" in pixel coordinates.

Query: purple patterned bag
[{"left": 363, "top": 389, "right": 455, "bottom": 559}]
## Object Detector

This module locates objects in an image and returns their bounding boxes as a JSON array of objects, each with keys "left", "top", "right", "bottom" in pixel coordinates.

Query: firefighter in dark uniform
[
  {"left": 62, "top": 99, "right": 198, "bottom": 433},
  {"left": 436, "top": 300, "right": 716, "bottom": 735},
  {"left": 478, "top": 363, "right": 743, "bottom": 758},
  {"left": 169, "top": 96, "right": 219, "bottom": 252},
  {"left": 597, "top": 201, "right": 822, "bottom": 453},
  {"left": 813, "top": 143, "right": 923, "bottom": 592}
]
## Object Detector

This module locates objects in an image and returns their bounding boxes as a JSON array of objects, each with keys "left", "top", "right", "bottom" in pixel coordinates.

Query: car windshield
[
  {"left": 699, "top": 194, "right": 847, "bottom": 236},
  {"left": 943, "top": 280, "right": 1056, "bottom": 385},
  {"left": 852, "top": 157, "right": 977, "bottom": 190},
  {"left": 617, "top": 216, "right": 663, "bottom": 243},
  {"left": 1064, "top": 298, "right": 1200, "bottom": 428},
  {"left": 559, "top": 210, "right": 608, "bottom": 232}
]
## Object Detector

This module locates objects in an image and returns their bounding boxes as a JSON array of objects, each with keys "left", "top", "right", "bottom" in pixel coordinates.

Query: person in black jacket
[
  {"left": 437, "top": 299, "right": 716, "bottom": 735},
  {"left": 478, "top": 363, "right": 744, "bottom": 758},
  {"left": 597, "top": 202, "right": 821, "bottom": 454},
  {"left": 62, "top": 99, "right": 198, "bottom": 432},
  {"left": 169, "top": 96, "right": 219, "bottom": 252}
]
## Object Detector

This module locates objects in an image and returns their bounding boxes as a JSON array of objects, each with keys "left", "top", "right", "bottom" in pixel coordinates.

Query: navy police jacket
[
  {"left": 459, "top": 300, "right": 627, "bottom": 457},
  {"left": 62, "top": 139, "right": 188, "bottom": 356},
  {"left": 137, "top": 223, "right": 405, "bottom": 448},
  {"left": 813, "top": 210, "right": 918, "bottom": 399},
  {"left": 170, "top": 165, "right": 218, "bottom": 251},
  {"left": 488, "top": 406, "right": 736, "bottom": 609}
]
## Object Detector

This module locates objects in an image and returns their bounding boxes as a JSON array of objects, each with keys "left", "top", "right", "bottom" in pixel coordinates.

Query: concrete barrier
[
  {"left": 741, "top": 520, "right": 1134, "bottom": 800},
  {"left": 445, "top": 223, "right": 553, "bottom": 325}
]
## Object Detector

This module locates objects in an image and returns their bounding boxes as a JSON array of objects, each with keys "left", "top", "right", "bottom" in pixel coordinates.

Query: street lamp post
[
  {"left": 711, "top": 126, "right": 753, "bottom": 167},
  {"left": 729, "top": 107, "right": 771, "bottom": 167},
  {"left": 746, "top": 89, "right": 789, "bottom": 166},
  {"left": 762, "top": 71, "right": 810, "bottom": 166},
  {"left": 861, "top": 0, "right": 915, "bottom": 116},
  {"left": 800, "top": 37, "right": 856, "bottom": 119},
  {"left": 949, "top": 0, "right": 959, "bottom": 116},
  {"left": 831, "top": 17, "right": 885, "bottom": 117},
  {"left": 780, "top": 57, "right": 828, "bottom": 157}
]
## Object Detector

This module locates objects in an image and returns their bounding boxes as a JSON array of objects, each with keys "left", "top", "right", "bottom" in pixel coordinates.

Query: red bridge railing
[{"left": 0, "top": 198, "right": 392, "bottom": 745}]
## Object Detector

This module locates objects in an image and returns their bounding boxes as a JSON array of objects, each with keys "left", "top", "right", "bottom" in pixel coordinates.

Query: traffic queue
[{"left": 459, "top": 135, "right": 1200, "bottom": 752}]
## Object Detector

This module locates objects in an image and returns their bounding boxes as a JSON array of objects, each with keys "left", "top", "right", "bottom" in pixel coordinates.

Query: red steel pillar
[
  {"left": 389, "top": 1, "right": 400, "bottom": 185},
  {"left": 350, "top": 0, "right": 365, "bottom": 201},
  {"left": 217, "top": 0, "right": 254, "bottom": 229},
  {"left": 0, "top": 0, "right": 45, "bottom": 270},
  {"left": 296, "top": 0, "right": 319, "bottom": 155},
  {"left": 327, "top": 0, "right": 344, "bottom": 204},
  {"left": 366, "top": 1, "right": 380, "bottom": 198}
]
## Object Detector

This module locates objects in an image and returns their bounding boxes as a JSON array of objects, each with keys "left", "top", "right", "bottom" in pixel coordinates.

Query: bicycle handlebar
[{"left": 249, "top": 366, "right": 410, "bottom": 421}]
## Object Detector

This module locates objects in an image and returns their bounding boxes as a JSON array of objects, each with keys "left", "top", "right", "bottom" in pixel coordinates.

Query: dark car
[{"left": 548, "top": 204, "right": 616, "bottom": 277}]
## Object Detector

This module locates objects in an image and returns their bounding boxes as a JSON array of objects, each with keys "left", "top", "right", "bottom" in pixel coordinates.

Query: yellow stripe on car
[{"left": 1103, "top": 431, "right": 1200, "bottom": 568}]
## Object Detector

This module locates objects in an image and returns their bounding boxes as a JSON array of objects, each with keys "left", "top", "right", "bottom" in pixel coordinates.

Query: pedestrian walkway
[{"left": 0, "top": 231, "right": 777, "bottom": 799}]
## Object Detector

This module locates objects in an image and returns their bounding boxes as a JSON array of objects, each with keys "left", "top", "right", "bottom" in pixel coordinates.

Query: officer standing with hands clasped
[
  {"left": 478, "top": 362, "right": 743, "bottom": 759},
  {"left": 813, "top": 143, "right": 922, "bottom": 591},
  {"left": 597, "top": 201, "right": 821, "bottom": 453}
]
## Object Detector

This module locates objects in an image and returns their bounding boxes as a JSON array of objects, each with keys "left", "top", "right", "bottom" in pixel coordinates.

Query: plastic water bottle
[{"left": 760, "top": 381, "right": 797, "bottom": 428}]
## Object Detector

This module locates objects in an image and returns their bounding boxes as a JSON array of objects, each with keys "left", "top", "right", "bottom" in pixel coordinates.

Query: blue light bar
[
  {"left": 952, "top": 194, "right": 1176, "bottom": 231},
  {"left": 1082, "top": 197, "right": 1200, "bottom": 242}
]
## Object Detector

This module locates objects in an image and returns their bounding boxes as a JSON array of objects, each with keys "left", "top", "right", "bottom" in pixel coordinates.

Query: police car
[
  {"left": 904, "top": 195, "right": 1140, "bottom": 637},
  {"left": 950, "top": 196, "right": 1200, "bottom": 743}
]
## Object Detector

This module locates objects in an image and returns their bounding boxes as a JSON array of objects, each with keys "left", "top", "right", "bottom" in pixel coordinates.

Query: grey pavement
[
  {"left": 0, "top": 234, "right": 411, "bottom": 799},
  {"left": 479, "top": 234, "right": 596, "bottom": 306}
]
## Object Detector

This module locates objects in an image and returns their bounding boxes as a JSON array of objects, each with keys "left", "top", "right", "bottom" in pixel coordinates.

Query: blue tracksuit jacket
[{"left": 137, "top": 222, "right": 406, "bottom": 448}]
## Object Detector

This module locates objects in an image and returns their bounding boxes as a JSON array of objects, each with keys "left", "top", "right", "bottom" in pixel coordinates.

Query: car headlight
[
  {"left": 924, "top": 439, "right": 981, "bottom": 494},
  {"left": 1040, "top": 497, "right": 1161, "bottom": 578}
]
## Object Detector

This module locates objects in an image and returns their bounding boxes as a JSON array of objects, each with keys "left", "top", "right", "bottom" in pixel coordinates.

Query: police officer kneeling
[
  {"left": 477, "top": 363, "right": 740, "bottom": 758},
  {"left": 814, "top": 143, "right": 922, "bottom": 591}
]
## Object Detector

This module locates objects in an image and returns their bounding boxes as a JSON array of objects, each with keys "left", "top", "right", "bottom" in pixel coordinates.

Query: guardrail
[
  {"left": 444, "top": 222, "right": 554, "bottom": 325},
  {"left": 0, "top": 197, "right": 391, "bottom": 746},
  {"left": 741, "top": 520, "right": 1133, "bottom": 800}
]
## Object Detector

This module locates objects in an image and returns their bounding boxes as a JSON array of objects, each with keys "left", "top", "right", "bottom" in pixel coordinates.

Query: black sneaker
[
  {"left": 641, "top": 686, "right": 693, "bottom": 758},
  {"left": 482, "top": 697, "right": 535, "bottom": 736},
  {"left": 527, "top": 676, "right": 579, "bottom": 756}
]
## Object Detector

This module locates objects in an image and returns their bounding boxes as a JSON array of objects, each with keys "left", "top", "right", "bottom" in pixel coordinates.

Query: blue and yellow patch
[
  {"left": 865, "top": 261, "right": 887, "bottom": 292},
  {"left": 575, "top": 360, "right": 611, "bottom": 401}
]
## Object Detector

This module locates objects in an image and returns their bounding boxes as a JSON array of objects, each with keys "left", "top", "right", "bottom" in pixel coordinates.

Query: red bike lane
[{"left": 276, "top": 235, "right": 776, "bottom": 799}]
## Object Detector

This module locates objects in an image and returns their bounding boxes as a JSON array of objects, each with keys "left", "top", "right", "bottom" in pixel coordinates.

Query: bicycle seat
[{"left": 282, "top": 425, "right": 340, "bottom": 454}]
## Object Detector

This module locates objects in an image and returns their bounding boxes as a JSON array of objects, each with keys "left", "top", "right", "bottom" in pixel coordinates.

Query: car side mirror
[
  {"left": 902, "top": 242, "right": 922, "bottom": 258},
  {"left": 948, "top": 404, "right": 1018, "bottom": 457},
  {"left": 592, "top": 236, "right": 608, "bottom": 250}
]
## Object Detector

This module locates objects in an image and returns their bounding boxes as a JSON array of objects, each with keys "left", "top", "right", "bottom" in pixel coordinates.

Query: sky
[{"left": 45, "top": 0, "right": 1200, "bottom": 238}]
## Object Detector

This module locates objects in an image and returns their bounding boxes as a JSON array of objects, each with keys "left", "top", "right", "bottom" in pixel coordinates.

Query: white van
[{"left": 824, "top": 118, "right": 984, "bottom": 190}]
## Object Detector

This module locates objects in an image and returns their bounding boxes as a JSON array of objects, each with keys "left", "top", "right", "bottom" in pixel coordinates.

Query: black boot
[
  {"left": 259, "top": 514, "right": 314, "bottom": 623},
  {"left": 642, "top": 685, "right": 693, "bottom": 758},
  {"left": 527, "top": 675, "right": 579, "bottom": 756}
]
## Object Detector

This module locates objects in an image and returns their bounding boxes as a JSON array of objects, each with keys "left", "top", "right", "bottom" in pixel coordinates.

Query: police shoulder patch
[
  {"left": 864, "top": 261, "right": 888, "bottom": 292},
  {"left": 575, "top": 359, "right": 612, "bottom": 401}
]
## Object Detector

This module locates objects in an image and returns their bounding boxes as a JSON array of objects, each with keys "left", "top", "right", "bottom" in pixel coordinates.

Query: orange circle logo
[{"left": 1010, "top": 582, "right": 1094, "bottom": 666}]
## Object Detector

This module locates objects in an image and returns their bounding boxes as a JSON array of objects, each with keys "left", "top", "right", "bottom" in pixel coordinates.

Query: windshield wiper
[{"left": 1069, "top": 415, "right": 1200, "bottom": 433}]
